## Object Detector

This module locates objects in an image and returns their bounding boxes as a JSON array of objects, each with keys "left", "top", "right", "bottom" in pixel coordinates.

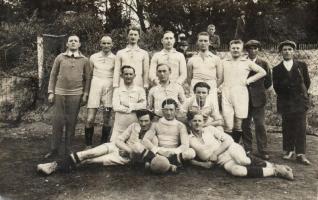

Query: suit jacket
[
  {"left": 247, "top": 57, "right": 272, "bottom": 107},
  {"left": 273, "top": 60, "right": 310, "bottom": 114}
]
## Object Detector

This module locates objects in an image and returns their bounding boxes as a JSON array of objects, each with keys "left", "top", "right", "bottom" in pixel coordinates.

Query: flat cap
[
  {"left": 278, "top": 40, "right": 296, "bottom": 51},
  {"left": 245, "top": 40, "right": 261, "bottom": 48}
]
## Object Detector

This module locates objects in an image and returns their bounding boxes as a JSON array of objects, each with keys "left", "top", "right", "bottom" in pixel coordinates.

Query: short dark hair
[
  {"left": 193, "top": 82, "right": 210, "bottom": 93},
  {"left": 197, "top": 32, "right": 210, "bottom": 39},
  {"left": 156, "top": 63, "right": 171, "bottom": 71},
  {"left": 67, "top": 34, "right": 80, "bottom": 42},
  {"left": 121, "top": 65, "right": 135, "bottom": 74},
  {"left": 135, "top": 109, "right": 157, "bottom": 120},
  {"left": 127, "top": 26, "right": 141, "bottom": 35},
  {"left": 161, "top": 98, "right": 178, "bottom": 109}
]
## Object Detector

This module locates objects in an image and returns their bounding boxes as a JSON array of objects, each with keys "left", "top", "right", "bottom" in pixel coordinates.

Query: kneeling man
[{"left": 188, "top": 113, "right": 294, "bottom": 180}]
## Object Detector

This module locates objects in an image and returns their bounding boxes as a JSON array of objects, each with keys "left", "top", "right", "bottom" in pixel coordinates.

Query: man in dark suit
[
  {"left": 273, "top": 40, "right": 311, "bottom": 165},
  {"left": 242, "top": 40, "right": 272, "bottom": 160}
]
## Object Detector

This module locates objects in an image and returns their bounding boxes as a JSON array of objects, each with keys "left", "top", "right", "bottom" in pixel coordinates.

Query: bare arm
[
  {"left": 149, "top": 53, "right": 158, "bottom": 85},
  {"left": 176, "top": 54, "right": 187, "bottom": 85},
  {"left": 113, "top": 52, "right": 122, "bottom": 88},
  {"left": 187, "top": 58, "right": 193, "bottom": 85},
  {"left": 143, "top": 52, "right": 150, "bottom": 89}
]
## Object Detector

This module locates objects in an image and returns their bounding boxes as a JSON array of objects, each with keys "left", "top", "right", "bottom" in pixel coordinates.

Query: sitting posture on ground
[
  {"left": 188, "top": 113, "right": 294, "bottom": 180},
  {"left": 143, "top": 98, "right": 196, "bottom": 171},
  {"left": 37, "top": 110, "right": 161, "bottom": 175}
]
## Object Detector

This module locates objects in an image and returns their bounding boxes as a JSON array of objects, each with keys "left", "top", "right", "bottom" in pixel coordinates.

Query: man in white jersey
[
  {"left": 187, "top": 31, "right": 222, "bottom": 110},
  {"left": 188, "top": 113, "right": 294, "bottom": 180},
  {"left": 219, "top": 40, "right": 266, "bottom": 142},
  {"left": 148, "top": 63, "right": 186, "bottom": 117},
  {"left": 37, "top": 110, "right": 160, "bottom": 175},
  {"left": 143, "top": 98, "right": 195, "bottom": 170},
  {"left": 85, "top": 36, "right": 115, "bottom": 148},
  {"left": 111, "top": 65, "right": 146, "bottom": 142},
  {"left": 113, "top": 26, "right": 149, "bottom": 89},
  {"left": 149, "top": 31, "right": 187, "bottom": 86}
]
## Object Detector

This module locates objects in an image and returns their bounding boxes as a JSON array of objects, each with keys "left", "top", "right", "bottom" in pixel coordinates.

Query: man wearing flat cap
[
  {"left": 273, "top": 40, "right": 311, "bottom": 165},
  {"left": 242, "top": 40, "right": 272, "bottom": 160}
]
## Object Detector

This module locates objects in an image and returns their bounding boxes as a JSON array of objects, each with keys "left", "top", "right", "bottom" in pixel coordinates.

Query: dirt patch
[{"left": 0, "top": 123, "right": 317, "bottom": 200}]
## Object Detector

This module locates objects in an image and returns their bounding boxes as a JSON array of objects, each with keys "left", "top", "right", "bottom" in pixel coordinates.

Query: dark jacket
[
  {"left": 247, "top": 57, "right": 272, "bottom": 107},
  {"left": 273, "top": 60, "right": 310, "bottom": 114}
]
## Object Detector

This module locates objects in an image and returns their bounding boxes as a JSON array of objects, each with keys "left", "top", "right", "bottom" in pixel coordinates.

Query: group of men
[{"left": 37, "top": 24, "right": 312, "bottom": 180}]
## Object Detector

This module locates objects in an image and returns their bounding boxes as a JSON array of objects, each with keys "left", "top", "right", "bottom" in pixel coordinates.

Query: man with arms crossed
[
  {"left": 111, "top": 65, "right": 146, "bottom": 142},
  {"left": 37, "top": 109, "right": 159, "bottom": 175},
  {"left": 241, "top": 40, "right": 272, "bottom": 160},
  {"left": 188, "top": 113, "right": 294, "bottom": 180},
  {"left": 149, "top": 31, "right": 187, "bottom": 86},
  {"left": 219, "top": 40, "right": 266, "bottom": 143},
  {"left": 148, "top": 64, "right": 186, "bottom": 117},
  {"left": 113, "top": 26, "right": 149, "bottom": 90},
  {"left": 85, "top": 36, "right": 115, "bottom": 148}
]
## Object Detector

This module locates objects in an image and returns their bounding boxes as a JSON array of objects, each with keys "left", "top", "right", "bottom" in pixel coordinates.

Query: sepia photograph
[{"left": 0, "top": 0, "right": 317, "bottom": 199}]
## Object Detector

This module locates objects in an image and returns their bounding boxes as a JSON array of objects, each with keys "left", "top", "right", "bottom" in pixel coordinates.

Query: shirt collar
[
  {"left": 198, "top": 51, "right": 214, "bottom": 58},
  {"left": 191, "top": 96, "right": 211, "bottom": 108},
  {"left": 161, "top": 48, "right": 177, "bottom": 54},
  {"left": 62, "top": 50, "right": 84, "bottom": 58},
  {"left": 283, "top": 60, "right": 293, "bottom": 71},
  {"left": 124, "top": 45, "right": 141, "bottom": 52},
  {"left": 99, "top": 51, "right": 114, "bottom": 57},
  {"left": 120, "top": 84, "right": 137, "bottom": 92}
]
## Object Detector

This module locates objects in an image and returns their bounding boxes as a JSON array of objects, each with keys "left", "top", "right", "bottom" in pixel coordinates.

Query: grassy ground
[{"left": 0, "top": 122, "right": 317, "bottom": 200}]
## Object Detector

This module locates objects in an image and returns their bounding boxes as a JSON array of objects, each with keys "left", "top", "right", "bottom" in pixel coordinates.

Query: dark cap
[
  {"left": 245, "top": 40, "right": 261, "bottom": 49},
  {"left": 278, "top": 40, "right": 296, "bottom": 51}
]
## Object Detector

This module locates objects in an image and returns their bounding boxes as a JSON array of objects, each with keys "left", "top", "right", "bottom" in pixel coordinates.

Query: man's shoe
[
  {"left": 37, "top": 162, "right": 58, "bottom": 175},
  {"left": 296, "top": 154, "right": 311, "bottom": 165},
  {"left": 282, "top": 151, "right": 294, "bottom": 160},
  {"left": 274, "top": 164, "right": 294, "bottom": 181},
  {"left": 44, "top": 150, "right": 58, "bottom": 159}
]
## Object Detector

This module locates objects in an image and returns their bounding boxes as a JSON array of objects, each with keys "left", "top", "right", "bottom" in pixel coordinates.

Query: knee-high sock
[{"left": 85, "top": 127, "right": 94, "bottom": 146}]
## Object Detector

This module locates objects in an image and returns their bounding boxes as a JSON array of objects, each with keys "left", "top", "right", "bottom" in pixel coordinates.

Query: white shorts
[
  {"left": 86, "top": 143, "right": 130, "bottom": 166},
  {"left": 87, "top": 77, "right": 113, "bottom": 108},
  {"left": 218, "top": 143, "right": 247, "bottom": 166},
  {"left": 221, "top": 86, "right": 248, "bottom": 132}
]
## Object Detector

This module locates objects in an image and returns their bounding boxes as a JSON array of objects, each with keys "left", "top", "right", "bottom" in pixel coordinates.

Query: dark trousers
[
  {"left": 282, "top": 112, "right": 306, "bottom": 154},
  {"left": 242, "top": 105, "right": 267, "bottom": 154},
  {"left": 51, "top": 94, "right": 82, "bottom": 156}
]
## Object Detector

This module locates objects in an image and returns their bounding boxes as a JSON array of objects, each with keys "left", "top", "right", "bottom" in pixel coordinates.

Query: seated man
[
  {"left": 181, "top": 81, "right": 223, "bottom": 130},
  {"left": 188, "top": 112, "right": 294, "bottom": 180},
  {"left": 143, "top": 98, "right": 195, "bottom": 170},
  {"left": 37, "top": 109, "right": 159, "bottom": 175}
]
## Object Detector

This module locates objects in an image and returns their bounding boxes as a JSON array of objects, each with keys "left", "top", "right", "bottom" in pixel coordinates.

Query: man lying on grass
[{"left": 188, "top": 112, "right": 294, "bottom": 180}]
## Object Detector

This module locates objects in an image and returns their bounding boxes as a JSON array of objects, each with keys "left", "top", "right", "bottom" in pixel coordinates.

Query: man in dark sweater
[
  {"left": 242, "top": 40, "right": 272, "bottom": 160},
  {"left": 273, "top": 40, "right": 311, "bottom": 165},
  {"left": 46, "top": 35, "right": 91, "bottom": 158}
]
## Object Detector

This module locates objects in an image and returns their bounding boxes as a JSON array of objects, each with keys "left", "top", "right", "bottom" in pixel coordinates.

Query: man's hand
[
  {"left": 81, "top": 94, "right": 88, "bottom": 106},
  {"left": 157, "top": 149, "right": 174, "bottom": 158},
  {"left": 209, "top": 153, "right": 218, "bottom": 162},
  {"left": 48, "top": 93, "right": 55, "bottom": 104}
]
